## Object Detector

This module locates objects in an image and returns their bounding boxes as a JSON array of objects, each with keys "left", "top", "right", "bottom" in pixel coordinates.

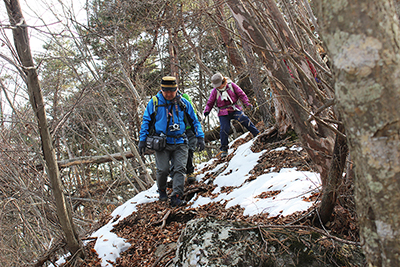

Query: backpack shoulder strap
[
  {"left": 149, "top": 95, "right": 160, "bottom": 135},
  {"left": 178, "top": 98, "right": 187, "bottom": 111},
  {"left": 152, "top": 95, "right": 170, "bottom": 114},
  {"left": 152, "top": 95, "right": 158, "bottom": 114},
  {"left": 227, "top": 82, "right": 234, "bottom": 92}
]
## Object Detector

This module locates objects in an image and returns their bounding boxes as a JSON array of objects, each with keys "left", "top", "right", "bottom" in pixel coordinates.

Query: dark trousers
[
  {"left": 156, "top": 143, "right": 188, "bottom": 197},
  {"left": 186, "top": 129, "right": 197, "bottom": 174},
  {"left": 219, "top": 110, "right": 259, "bottom": 151},
  {"left": 186, "top": 149, "right": 194, "bottom": 174}
]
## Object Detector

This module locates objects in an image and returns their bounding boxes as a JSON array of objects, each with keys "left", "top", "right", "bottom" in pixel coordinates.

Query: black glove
[
  {"left": 197, "top": 137, "right": 205, "bottom": 151},
  {"left": 138, "top": 140, "right": 146, "bottom": 155},
  {"left": 204, "top": 111, "right": 210, "bottom": 117}
]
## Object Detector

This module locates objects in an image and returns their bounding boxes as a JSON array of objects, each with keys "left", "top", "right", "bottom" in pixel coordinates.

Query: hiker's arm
[
  {"left": 204, "top": 89, "right": 217, "bottom": 113},
  {"left": 139, "top": 100, "right": 154, "bottom": 141}
]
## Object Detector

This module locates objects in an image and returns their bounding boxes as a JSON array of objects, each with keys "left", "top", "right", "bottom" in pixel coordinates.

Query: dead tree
[{"left": 3, "top": 0, "right": 84, "bottom": 260}]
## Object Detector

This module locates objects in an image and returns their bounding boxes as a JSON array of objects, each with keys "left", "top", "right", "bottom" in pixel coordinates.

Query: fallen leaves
[{"left": 256, "top": 190, "right": 281, "bottom": 199}]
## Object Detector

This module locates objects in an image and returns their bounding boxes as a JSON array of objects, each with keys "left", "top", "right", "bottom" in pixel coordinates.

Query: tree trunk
[
  {"left": 314, "top": 0, "right": 400, "bottom": 265},
  {"left": 4, "top": 0, "right": 83, "bottom": 259},
  {"left": 167, "top": 5, "right": 179, "bottom": 79},
  {"left": 317, "top": 123, "right": 348, "bottom": 224}
]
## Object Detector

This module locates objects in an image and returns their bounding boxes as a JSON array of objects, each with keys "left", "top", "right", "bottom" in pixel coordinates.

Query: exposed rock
[{"left": 173, "top": 217, "right": 365, "bottom": 267}]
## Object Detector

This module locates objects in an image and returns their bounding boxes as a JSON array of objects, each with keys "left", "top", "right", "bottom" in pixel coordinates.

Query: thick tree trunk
[
  {"left": 4, "top": 0, "right": 83, "bottom": 259},
  {"left": 314, "top": 0, "right": 400, "bottom": 265}
]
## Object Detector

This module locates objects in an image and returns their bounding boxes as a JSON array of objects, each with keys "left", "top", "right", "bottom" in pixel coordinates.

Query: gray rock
[{"left": 173, "top": 217, "right": 365, "bottom": 267}]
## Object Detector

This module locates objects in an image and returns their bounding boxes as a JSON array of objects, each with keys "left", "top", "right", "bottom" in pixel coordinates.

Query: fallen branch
[
  {"left": 151, "top": 209, "right": 172, "bottom": 228},
  {"left": 160, "top": 210, "right": 171, "bottom": 230},
  {"left": 35, "top": 151, "right": 136, "bottom": 170},
  {"left": 67, "top": 196, "right": 120, "bottom": 206}
]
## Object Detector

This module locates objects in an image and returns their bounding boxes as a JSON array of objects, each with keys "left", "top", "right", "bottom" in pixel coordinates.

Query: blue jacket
[{"left": 139, "top": 91, "right": 204, "bottom": 144}]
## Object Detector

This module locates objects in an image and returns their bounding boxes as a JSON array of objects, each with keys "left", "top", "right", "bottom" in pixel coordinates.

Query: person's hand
[
  {"left": 197, "top": 137, "right": 205, "bottom": 151},
  {"left": 247, "top": 104, "right": 254, "bottom": 111},
  {"left": 204, "top": 111, "right": 210, "bottom": 117},
  {"left": 138, "top": 140, "right": 146, "bottom": 155}
]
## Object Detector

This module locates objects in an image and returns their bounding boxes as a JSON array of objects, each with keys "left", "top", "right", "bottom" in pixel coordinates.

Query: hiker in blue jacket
[{"left": 138, "top": 76, "right": 205, "bottom": 207}]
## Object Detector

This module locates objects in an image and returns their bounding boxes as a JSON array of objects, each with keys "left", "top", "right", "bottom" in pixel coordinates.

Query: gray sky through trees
[{"left": 0, "top": 0, "right": 86, "bottom": 118}]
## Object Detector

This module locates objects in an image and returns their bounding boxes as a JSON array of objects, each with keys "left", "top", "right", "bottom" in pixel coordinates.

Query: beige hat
[
  {"left": 211, "top": 73, "right": 223, "bottom": 88},
  {"left": 161, "top": 76, "right": 178, "bottom": 91}
]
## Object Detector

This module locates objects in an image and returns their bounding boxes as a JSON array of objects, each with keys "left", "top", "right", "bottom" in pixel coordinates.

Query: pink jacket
[{"left": 204, "top": 82, "right": 251, "bottom": 116}]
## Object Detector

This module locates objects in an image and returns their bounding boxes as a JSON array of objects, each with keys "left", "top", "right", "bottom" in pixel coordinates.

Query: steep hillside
[{"left": 71, "top": 129, "right": 360, "bottom": 267}]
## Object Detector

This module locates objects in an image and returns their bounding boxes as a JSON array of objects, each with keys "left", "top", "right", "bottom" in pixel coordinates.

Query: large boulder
[{"left": 173, "top": 217, "right": 365, "bottom": 267}]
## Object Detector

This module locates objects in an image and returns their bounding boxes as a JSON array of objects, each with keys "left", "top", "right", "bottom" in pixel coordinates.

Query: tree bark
[
  {"left": 4, "top": 0, "right": 83, "bottom": 259},
  {"left": 314, "top": 0, "right": 400, "bottom": 265},
  {"left": 317, "top": 123, "right": 348, "bottom": 225},
  {"left": 167, "top": 4, "right": 179, "bottom": 79}
]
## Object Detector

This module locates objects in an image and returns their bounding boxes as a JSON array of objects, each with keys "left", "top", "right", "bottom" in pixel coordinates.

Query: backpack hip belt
[{"left": 217, "top": 103, "right": 239, "bottom": 111}]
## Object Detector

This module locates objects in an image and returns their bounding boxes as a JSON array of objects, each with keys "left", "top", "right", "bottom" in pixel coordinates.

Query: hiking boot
[
  {"left": 187, "top": 173, "right": 196, "bottom": 184},
  {"left": 170, "top": 194, "right": 184, "bottom": 207},
  {"left": 158, "top": 189, "right": 168, "bottom": 202},
  {"left": 218, "top": 150, "right": 228, "bottom": 158}
]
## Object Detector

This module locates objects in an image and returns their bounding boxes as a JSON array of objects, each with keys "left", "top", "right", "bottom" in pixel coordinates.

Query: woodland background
[{"left": 1, "top": 0, "right": 400, "bottom": 266}]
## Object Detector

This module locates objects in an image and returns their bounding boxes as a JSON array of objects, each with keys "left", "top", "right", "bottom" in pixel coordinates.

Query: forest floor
[{"left": 78, "top": 125, "right": 359, "bottom": 267}]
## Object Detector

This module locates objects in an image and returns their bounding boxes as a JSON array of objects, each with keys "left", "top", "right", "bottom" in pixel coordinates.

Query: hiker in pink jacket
[{"left": 203, "top": 73, "right": 259, "bottom": 157}]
